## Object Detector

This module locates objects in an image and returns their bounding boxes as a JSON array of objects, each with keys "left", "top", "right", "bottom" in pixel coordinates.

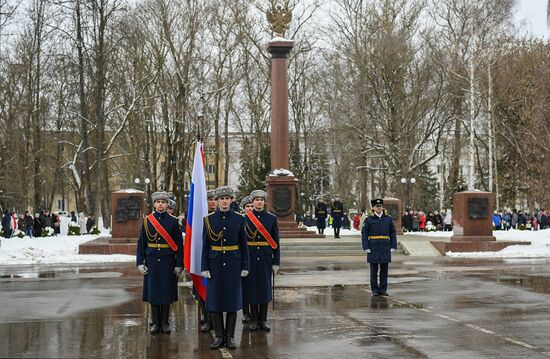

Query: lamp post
[
  {"left": 400, "top": 177, "right": 416, "bottom": 210},
  {"left": 135, "top": 177, "right": 151, "bottom": 212}
]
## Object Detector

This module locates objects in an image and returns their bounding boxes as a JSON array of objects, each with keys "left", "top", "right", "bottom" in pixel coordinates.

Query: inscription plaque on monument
[
  {"left": 385, "top": 203, "right": 398, "bottom": 219},
  {"left": 467, "top": 197, "right": 489, "bottom": 219},
  {"left": 272, "top": 186, "right": 292, "bottom": 217},
  {"left": 115, "top": 196, "right": 142, "bottom": 223}
]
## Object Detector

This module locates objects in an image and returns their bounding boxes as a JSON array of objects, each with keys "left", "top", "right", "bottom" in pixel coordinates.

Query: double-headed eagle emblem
[{"left": 266, "top": 2, "right": 292, "bottom": 37}]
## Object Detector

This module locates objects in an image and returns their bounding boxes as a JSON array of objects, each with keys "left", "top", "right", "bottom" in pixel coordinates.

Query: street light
[
  {"left": 135, "top": 177, "right": 151, "bottom": 212},
  {"left": 401, "top": 177, "right": 416, "bottom": 209}
]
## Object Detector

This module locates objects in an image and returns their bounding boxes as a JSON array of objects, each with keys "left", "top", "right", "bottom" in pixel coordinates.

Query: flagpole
[{"left": 272, "top": 271, "right": 275, "bottom": 311}]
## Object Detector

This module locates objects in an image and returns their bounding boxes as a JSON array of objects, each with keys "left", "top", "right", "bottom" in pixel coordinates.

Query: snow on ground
[
  {"left": 305, "top": 224, "right": 550, "bottom": 258},
  {"left": 408, "top": 228, "right": 550, "bottom": 258},
  {"left": 305, "top": 226, "right": 361, "bottom": 236},
  {"left": 0, "top": 217, "right": 134, "bottom": 265}
]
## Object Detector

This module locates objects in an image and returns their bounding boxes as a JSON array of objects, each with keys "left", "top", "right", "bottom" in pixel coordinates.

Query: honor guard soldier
[
  {"left": 240, "top": 195, "right": 254, "bottom": 324},
  {"left": 243, "top": 189, "right": 280, "bottom": 332},
  {"left": 315, "top": 198, "right": 327, "bottom": 234},
  {"left": 167, "top": 199, "right": 176, "bottom": 215},
  {"left": 136, "top": 191, "right": 184, "bottom": 334},
  {"left": 201, "top": 186, "right": 250, "bottom": 350},
  {"left": 361, "top": 198, "right": 397, "bottom": 296},
  {"left": 196, "top": 189, "right": 218, "bottom": 332},
  {"left": 331, "top": 196, "right": 344, "bottom": 238},
  {"left": 241, "top": 195, "right": 254, "bottom": 213},
  {"left": 207, "top": 190, "right": 217, "bottom": 213}
]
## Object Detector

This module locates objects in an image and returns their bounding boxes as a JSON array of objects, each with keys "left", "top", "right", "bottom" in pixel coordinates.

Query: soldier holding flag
[
  {"left": 201, "top": 186, "right": 250, "bottom": 349},
  {"left": 136, "top": 191, "right": 184, "bottom": 335},
  {"left": 243, "top": 189, "right": 280, "bottom": 332}
]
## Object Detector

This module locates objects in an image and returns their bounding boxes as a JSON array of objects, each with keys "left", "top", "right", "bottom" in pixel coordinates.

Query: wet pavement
[{"left": 2, "top": 257, "right": 550, "bottom": 358}]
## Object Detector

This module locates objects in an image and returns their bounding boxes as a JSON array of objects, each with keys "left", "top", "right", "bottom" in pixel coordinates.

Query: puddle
[{"left": 496, "top": 275, "right": 550, "bottom": 294}]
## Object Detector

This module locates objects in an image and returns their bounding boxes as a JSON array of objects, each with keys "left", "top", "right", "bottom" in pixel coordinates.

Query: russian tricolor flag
[{"left": 184, "top": 141, "right": 208, "bottom": 301}]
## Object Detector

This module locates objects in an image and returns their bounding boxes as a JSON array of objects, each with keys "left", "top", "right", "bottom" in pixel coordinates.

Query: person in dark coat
[
  {"left": 2, "top": 211, "right": 12, "bottom": 238},
  {"left": 136, "top": 191, "right": 184, "bottom": 335},
  {"left": 331, "top": 196, "right": 344, "bottom": 238},
  {"left": 70, "top": 211, "right": 77, "bottom": 222},
  {"left": 304, "top": 212, "right": 314, "bottom": 227},
  {"left": 342, "top": 212, "right": 351, "bottom": 230},
  {"left": 24, "top": 211, "right": 34, "bottom": 237},
  {"left": 240, "top": 195, "right": 254, "bottom": 324},
  {"left": 195, "top": 190, "right": 218, "bottom": 333},
  {"left": 201, "top": 186, "right": 250, "bottom": 350},
  {"left": 243, "top": 189, "right": 280, "bottom": 332},
  {"left": 402, "top": 210, "right": 413, "bottom": 232},
  {"left": 315, "top": 198, "right": 327, "bottom": 234},
  {"left": 52, "top": 213, "right": 61, "bottom": 235},
  {"left": 86, "top": 215, "right": 96, "bottom": 233},
  {"left": 41, "top": 210, "right": 54, "bottom": 229},
  {"left": 33, "top": 213, "right": 43, "bottom": 237},
  {"left": 361, "top": 198, "right": 397, "bottom": 296},
  {"left": 540, "top": 209, "right": 548, "bottom": 230}
]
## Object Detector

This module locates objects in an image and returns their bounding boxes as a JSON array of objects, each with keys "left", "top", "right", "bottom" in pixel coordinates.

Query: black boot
[
  {"left": 209, "top": 312, "right": 224, "bottom": 350},
  {"left": 259, "top": 304, "right": 270, "bottom": 331},
  {"left": 160, "top": 304, "right": 170, "bottom": 334},
  {"left": 225, "top": 312, "right": 237, "bottom": 349},
  {"left": 201, "top": 308, "right": 211, "bottom": 332},
  {"left": 242, "top": 303, "right": 250, "bottom": 323},
  {"left": 249, "top": 304, "right": 259, "bottom": 331},
  {"left": 149, "top": 305, "right": 160, "bottom": 335}
]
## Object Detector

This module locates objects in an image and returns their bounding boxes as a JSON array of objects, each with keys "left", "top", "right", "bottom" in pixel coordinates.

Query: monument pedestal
[
  {"left": 431, "top": 191, "right": 529, "bottom": 255},
  {"left": 383, "top": 197, "right": 403, "bottom": 235},
  {"left": 266, "top": 175, "right": 324, "bottom": 238},
  {"left": 79, "top": 189, "right": 147, "bottom": 255}
]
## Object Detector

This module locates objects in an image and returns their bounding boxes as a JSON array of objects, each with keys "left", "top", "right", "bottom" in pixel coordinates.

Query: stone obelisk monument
[{"left": 265, "top": 4, "right": 322, "bottom": 238}]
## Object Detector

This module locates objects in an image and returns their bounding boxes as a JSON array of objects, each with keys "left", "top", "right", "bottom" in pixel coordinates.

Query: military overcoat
[
  {"left": 136, "top": 211, "right": 184, "bottom": 305},
  {"left": 361, "top": 213, "right": 397, "bottom": 263},
  {"left": 201, "top": 209, "right": 250, "bottom": 312},
  {"left": 243, "top": 209, "right": 280, "bottom": 304}
]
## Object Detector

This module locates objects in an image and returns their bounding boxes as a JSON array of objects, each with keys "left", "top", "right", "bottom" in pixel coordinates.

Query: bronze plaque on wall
[
  {"left": 468, "top": 197, "right": 489, "bottom": 219},
  {"left": 116, "top": 196, "right": 142, "bottom": 222},
  {"left": 385, "top": 203, "right": 398, "bottom": 219},
  {"left": 273, "top": 186, "right": 292, "bottom": 217}
]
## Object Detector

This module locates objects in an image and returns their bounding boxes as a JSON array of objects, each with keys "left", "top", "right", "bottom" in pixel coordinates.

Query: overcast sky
[{"left": 514, "top": 0, "right": 549, "bottom": 39}]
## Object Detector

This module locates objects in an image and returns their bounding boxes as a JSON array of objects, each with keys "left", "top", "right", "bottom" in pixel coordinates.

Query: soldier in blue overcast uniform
[
  {"left": 315, "top": 198, "right": 327, "bottom": 234},
  {"left": 331, "top": 195, "right": 344, "bottom": 238},
  {"left": 196, "top": 189, "right": 217, "bottom": 333},
  {"left": 361, "top": 198, "right": 397, "bottom": 296},
  {"left": 240, "top": 195, "right": 254, "bottom": 324},
  {"left": 201, "top": 186, "right": 250, "bottom": 350},
  {"left": 243, "top": 189, "right": 280, "bottom": 332},
  {"left": 136, "top": 191, "right": 184, "bottom": 335}
]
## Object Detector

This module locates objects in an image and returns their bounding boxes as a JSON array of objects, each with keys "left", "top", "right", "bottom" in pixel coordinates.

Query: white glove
[
  {"left": 241, "top": 270, "right": 249, "bottom": 277},
  {"left": 174, "top": 267, "right": 183, "bottom": 275},
  {"left": 201, "top": 270, "right": 211, "bottom": 279},
  {"left": 137, "top": 264, "right": 148, "bottom": 275},
  {"left": 272, "top": 265, "right": 280, "bottom": 274},
  {"left": 390, "top": 248, "right": 395, "bottom": 252},
  {"left": 365, "top": 249, "right": 371, "bottom": 254}
]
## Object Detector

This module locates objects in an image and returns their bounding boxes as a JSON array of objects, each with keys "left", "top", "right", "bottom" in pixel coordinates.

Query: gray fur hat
[
  {"left": 214, "top": 186, "right": 235, "bottom": 199},
  {"left": 250, "top": 189, "right": 268, "bottom": 201},
  {"left": 207, "top": 190, "right": 216, "bottom": 200},
  {"left": 167, "top": 199, "right": 176, "bottom": 209},
  {"left": 151, "top": 191, "right": 170, "bottom": 202},
  {"left": 240, "top": 195, "right": 253, "bottom": 208}
]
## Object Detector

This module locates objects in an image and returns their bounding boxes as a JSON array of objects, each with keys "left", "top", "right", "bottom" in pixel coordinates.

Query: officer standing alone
[
  {"left": 361, "top": 198, "right": 397, "bottom": 296},
  {"left": 201, "top": 186, "right": 250, "bottom": 349},
  {"left": 243, "top": 190, "right": 280, "bottom": 332},
  {"left": 136, "top": 191, "right": 184, "bottom": 334}
]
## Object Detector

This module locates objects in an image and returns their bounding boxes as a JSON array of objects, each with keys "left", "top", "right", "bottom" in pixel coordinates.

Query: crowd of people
[
  {"left": 1, "top": 209, "right": 96, "bottom": 238},
  {"left": 296, "top": 204, "right": 549, "bottom": 234}
]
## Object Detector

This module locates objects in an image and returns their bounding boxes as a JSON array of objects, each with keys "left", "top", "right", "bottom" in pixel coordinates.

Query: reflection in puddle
[{"left": 497, "top": 275, "right": 550, "bottom": 294}]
